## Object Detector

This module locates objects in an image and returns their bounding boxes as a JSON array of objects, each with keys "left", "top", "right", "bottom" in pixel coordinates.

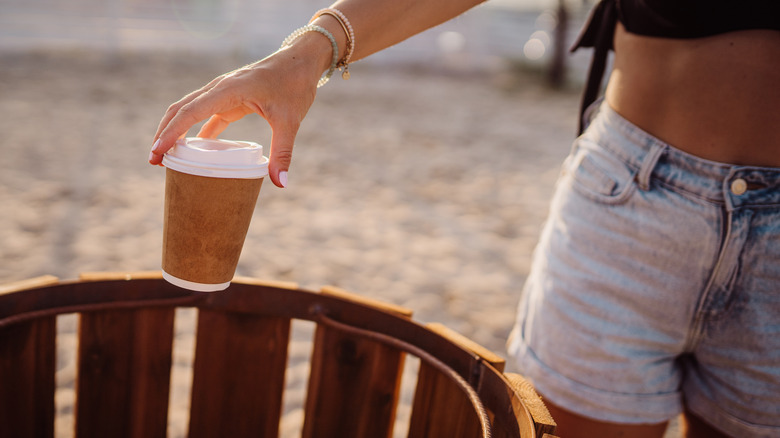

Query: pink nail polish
[
  {"left": 279, "top": 171, "right": 288, "bottom": 188},
  {"left": 149, "top": 151, "right": 155, "bottom": 163},
  {"left": 152, "top": 138, "right": 161, "bottom": 153}
]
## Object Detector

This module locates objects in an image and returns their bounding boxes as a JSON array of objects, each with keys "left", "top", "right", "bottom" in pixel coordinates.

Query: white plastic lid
[{"left": 162, "top": 137, "right": 269, "bottom": 179}]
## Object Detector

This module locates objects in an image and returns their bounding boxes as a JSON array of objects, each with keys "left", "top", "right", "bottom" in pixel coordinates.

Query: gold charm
[{"left": 342, "top": 68, "right": 350, "bottom": 80}]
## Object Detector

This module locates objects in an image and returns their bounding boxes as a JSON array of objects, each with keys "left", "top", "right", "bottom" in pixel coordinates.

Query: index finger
[
  {"left": 149, "top": 86, "right": 239, "bottom": 164},
  {"left": 152, "top": 75, "right": 222, "bottom": 141}
]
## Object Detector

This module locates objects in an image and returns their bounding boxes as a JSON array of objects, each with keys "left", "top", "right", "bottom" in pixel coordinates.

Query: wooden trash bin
[{"left": 0, "top": 272, "right": 558, "bottom": 438}]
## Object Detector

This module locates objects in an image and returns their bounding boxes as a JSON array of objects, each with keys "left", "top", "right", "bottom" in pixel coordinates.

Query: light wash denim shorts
[{"left": 507, "top": 102, "right": 780, "bottom": 437}]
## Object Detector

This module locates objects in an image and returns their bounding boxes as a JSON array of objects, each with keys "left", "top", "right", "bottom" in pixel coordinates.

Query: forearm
[
  {"left": 292, "top": 0, "right": 486, "bottom": 77},
  {"left": 326, "top": 0, "right": 486, "bottom": 62}
]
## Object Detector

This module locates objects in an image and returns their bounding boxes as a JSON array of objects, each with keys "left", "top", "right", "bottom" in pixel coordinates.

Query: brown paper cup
[{"left": 161, "top": 138, "right": 268, "bottom": 291}]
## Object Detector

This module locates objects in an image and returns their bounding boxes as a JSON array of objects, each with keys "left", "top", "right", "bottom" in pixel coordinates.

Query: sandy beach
[
  {"left": 0, "top": 45, "right": 579, "bottom": 325},
  {"left": 0, "top": 46, "right": 681, "bottom": 436}
]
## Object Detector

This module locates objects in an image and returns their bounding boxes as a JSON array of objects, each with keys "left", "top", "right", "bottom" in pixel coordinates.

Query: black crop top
[{"left": 571, "top": 0, "right": 780, "bottom": 133}]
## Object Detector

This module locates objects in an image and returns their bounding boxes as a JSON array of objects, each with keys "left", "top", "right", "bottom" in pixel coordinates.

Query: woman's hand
[
  {"left": 149, "top": 0, "right": 484, "bottom": 187},
  {"left": 149, "top": 38, "right": 331, "bottom": 188}
]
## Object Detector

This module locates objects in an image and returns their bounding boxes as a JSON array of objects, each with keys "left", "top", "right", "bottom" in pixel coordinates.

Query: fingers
[
  {"left": 153, "top": 76, "right": 221, "bottom": 140},
  {"left": 268, "top": 117, "right": 300, "bottom": 188},
  {"left": 197, "top": 114, "right": 231, "bottom": 139},
  {"left": 149, "top": 53, "right": 315, "bottom": 182},
  {"left": 149, "top": 76, "right": 227, "bottom": 164},
  {"left": 149, "top": 85, "right": 242, "bottom": 165},
  {"left": 150, "top": 100, "right": 211, "bottom": 162}
]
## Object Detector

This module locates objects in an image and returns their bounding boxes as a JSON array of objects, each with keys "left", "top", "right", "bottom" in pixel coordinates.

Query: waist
[
  {"left": 585, "top": 102, "right": 780, "bottom": 210},
  {"left": 605, "top": 24, "right": 780, "bottom": 167}
]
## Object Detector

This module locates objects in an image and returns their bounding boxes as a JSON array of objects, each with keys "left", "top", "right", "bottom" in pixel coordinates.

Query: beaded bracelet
[
  {"left": 280, "top": 24, "right": 339, "bottom": 88},
  {"left": 310, "top": 8, "right": 355, "bottom": 79}
]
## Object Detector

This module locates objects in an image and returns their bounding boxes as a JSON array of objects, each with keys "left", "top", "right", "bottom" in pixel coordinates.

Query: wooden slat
[
  {"left": 75, "top": 307, "right": 175, "bottom": 438},
  {"left": 78, "top": 271, "right": 163, "bottom": 282},
  {"left": 232, "top": 276, "right": 298, "bottom": 290},
  {"left": 0, "top": 273, "right": 60, "bottom": 438},
  {"left": 0, "top": 275, "right": 59, "bottom": 295},
  {"left": 502, "top": 373, "right": 556, "bottom": 438},
  {"left": 301, "top": 286, "right": 413, "bottom": 438},
  {"left": 0, "top": 317, "right": 56, "bottom": 438},
  {"left": 424, "top": 323, "right": 505, "bottom": 369},
  {"left": 408, "top": 323, "right": 505, "bottom": 438},
  {"left": 188, "top": 309, "right": 290, "bottom": 438},
  {"left": 482, "top": 368, "right": 538, "bottom": 438},
  {"left": 318, "top": 285, "right": 412, "bottom": 317}
]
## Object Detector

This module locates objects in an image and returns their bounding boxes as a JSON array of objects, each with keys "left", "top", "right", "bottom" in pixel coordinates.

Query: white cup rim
[{"left": 162, "top": 270, "right": 231, "bottom": 292}]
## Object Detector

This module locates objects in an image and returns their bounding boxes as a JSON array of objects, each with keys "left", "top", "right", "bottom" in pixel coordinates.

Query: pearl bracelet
[
  {"left": 280, "top": 24, "right": 339, "bottom": 88},
  {"left": 310, "top": 8, "right": 355, "bottom": 80}
]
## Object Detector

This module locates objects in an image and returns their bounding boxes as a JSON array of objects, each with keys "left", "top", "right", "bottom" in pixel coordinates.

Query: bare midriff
[{"left": 605, "top": 23, "right": 780, "bottom": 167}]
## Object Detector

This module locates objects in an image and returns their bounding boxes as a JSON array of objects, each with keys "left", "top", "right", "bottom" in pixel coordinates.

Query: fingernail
[
  {"left": 148, "top": 151, "right": 155, "bottom": 163},
  {"left": 279, "top": 171, "right": 288, "bottom": 188},
  {"left": 151, "top": 138, "right": 161, "bottom": 153}
]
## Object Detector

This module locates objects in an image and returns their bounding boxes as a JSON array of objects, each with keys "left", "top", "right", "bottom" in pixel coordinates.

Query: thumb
[{"left": 267, "top": 121, "right": 299, "bottom": 188}]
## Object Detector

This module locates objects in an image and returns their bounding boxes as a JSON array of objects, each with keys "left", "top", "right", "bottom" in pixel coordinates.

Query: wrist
[
  {"left": 309, "top": 15, "right": 349, "bottom": 69},
  {"left": 281, "top": 19, "right": 346, "bottom": 83},
  {"left": 284, "top": 32, "right": 335, "bottom": 74}
]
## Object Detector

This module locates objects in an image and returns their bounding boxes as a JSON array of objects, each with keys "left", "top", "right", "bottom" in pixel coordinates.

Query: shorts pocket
[{"left": 566, "top": 140, "right": 637, "bottom": 205}]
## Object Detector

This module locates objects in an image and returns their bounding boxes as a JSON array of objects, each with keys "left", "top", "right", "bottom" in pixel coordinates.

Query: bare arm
[
  {"left": 150, "top": 0, "right": 485, "bottom": 188},
  {"left": 331, "top": 0, "right": 485, "bottom": 62}
]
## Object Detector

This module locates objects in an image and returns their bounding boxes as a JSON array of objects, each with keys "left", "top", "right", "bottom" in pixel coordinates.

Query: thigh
[
  {"left": 544, "top": 399, "right": 669, "bottom": 438},
  {"left": 508, "top": 134, "right": 722, "bottom": 424},
  {"left": 683, "top": 408, "right": 731, "bottom": 438}
]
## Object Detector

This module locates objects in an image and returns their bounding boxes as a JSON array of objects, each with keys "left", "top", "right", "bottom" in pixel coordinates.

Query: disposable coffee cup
[{"left": 161, "top": 137, "right": 268, "bottom": 292}]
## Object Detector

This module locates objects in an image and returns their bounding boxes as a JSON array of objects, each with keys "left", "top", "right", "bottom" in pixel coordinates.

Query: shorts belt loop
[{"left": 636, "top": 142, "right": 666, "bottom": 191}]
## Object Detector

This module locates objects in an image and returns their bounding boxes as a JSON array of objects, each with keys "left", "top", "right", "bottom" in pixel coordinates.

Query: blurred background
[
  {"left": 0, "top": 1, "right": 632, "bottom": 437},
  {"left": 0, "top": 0, "right": 594, "bottom": 334},
  {"left": 0, "top": 0, "right": 596, "bottom": 78}
]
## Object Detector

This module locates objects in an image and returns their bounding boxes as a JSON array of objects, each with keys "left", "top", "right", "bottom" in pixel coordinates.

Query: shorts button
[{"left": 730, "top": 178, "right": 748, "bottom": 195}]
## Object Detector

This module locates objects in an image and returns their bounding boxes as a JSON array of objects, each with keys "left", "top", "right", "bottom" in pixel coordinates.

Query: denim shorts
[{"left": 507, "top": 102, "right": 780, "bottom": 437}]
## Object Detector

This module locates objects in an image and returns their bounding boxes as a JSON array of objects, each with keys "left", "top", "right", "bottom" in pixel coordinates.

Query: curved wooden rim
[{"left": 0, "top": 275, "right": 537, "bottom": 438}]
